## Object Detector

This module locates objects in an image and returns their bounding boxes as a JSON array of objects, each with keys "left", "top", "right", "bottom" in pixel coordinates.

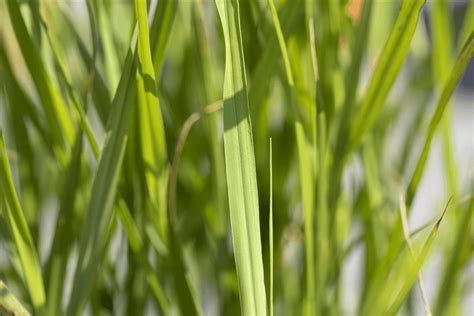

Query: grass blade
[
  {"left": 406, "top": 32, "right": 473, "bottom": 205},
  {"left": 0, "top": 280, "right": 30, "bottom": 316},
  {"left": 0, "top": 132, "right": 45, "bottom": 313},
  {"left": 295, "top": 123, "right": 315, "bottom": 316},
  {"left": 135, "top": 0, "right": 169, "bottom": 243},
  {"left": 350, "top": 0, "right": 426, "bottom": 150},
  {"left": 215, "top": 0, "right": 267, "bottom": 314},
  {"left": 6, "top": 0, "right": 74, "bottom": 148},
  {"left": 66, "top": 47, "right": 136, "bottom": 316},
  {"left": 269, "top": 138, "right": 274, "bottom": 316}
]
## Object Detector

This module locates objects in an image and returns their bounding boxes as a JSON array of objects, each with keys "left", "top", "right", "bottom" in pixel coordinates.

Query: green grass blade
[
  {"left": 384, "top": 206, "right": 448, "bottom": 315},
  {"left": 0, "top": 280, "right": 30, "bottom": 316},
  {"left": 434, "top": 197, "right": 473, "bottom": 315},
  {"left": 115, "top": 200, "right": 169, "bottom": 313},
  {"left": 0, "top": 133, "right": 45, "bottom": 313},
  {"left": 135, "top": 0, "right": 169, "bottom": 243},
  {"left": 150, "top": 0, "right": 177, "bottom": 76},
  {"left": 66, "top": 47, "right": 136, "bottom": 316},
  {"left": 43, "top": 131, "right": 83, "bottom": 316},
  {"left": 406, "top": 32, "right": 473, "bottom": 205},
  {"left": 6, "top": 0, "right": 74, "bottom": 148},
  {"left": 266, "top": 0, "right": 294, "bottom": 86},
  {"left": 269, "top": 138, "right": 274, "bottom": 316},
  {"left": 215, "top": 0, "right": 267, "bottom": 314},
  {"left": 350, "top": 0, "right": 426, "bottom": 150},
  {"left": 295, "top": 123, "right": 315, "bottom": 316}
]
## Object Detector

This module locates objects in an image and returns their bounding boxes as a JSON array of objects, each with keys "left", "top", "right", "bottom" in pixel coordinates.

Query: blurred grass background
[{"left": 0, "top": 0, "right": 472, "bottom": 315}]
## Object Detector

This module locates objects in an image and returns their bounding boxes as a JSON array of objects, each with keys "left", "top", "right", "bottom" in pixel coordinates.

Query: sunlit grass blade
[
  {"left": 66, "top": 48, "right": 136, "bottom": 316},
  {"left": 6, "top": 0, "right": 74, "bottom": 148},
  {"left": 135, "top": 0, "right": 169, "bottom": 243},
  {"left": 350, "top": 0, "right": 426, "bottom": 150},
  {"left": 384, "top": 203, "right": 448, "bottom": 315},
  {"left": 0, "top": 132, "right": 45, "bottom": 313},
  {"left": 215, "top": 0, "right": 267, "bottom": 314},
  {"left": 0, "top": 280, "right": 30, "bottom": 316}
]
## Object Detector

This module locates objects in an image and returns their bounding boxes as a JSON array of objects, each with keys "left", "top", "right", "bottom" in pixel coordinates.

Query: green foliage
[{"left": 0, "top": 0, "right": 472, "bottom": 315}]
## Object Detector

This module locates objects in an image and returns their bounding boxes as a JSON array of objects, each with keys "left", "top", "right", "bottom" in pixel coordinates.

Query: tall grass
[{"left": 0, "top": 0, "right": 473, "bottom": 315}]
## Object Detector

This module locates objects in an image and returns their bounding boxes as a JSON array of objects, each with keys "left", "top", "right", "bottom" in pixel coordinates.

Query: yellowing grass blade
[
  {"left": 215, "top": 0, "right": 267, "bottom": 314},
  {"left": 0, "top": 132, "right": 45, "bottom": 313}
]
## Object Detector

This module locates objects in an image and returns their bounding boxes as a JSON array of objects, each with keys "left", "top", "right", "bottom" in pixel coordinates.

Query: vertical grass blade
[
  {"left": 135, "top": 0, "right": 169, "bottom": 243},
  {"left": 269, "top": 138, "right": 274, "bottom": 316},
  {"left": 0, "top": 280, "right": 30, "bottom": 316},
  {"left": 215, "top": 0, "right": 267, "bottom": 314},
  {"left": 295, "top": 123, "right": 315, "bottom": 316},
  {"left": 0, "top": 132, "right": 45, "bottom": 313}
]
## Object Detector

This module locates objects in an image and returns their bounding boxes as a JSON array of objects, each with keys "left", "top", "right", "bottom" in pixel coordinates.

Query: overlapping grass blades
[
  {"left": 350, "top": 0, "right": 426, "bottom": 150},
  {"left": 66, "top": 49, "right": 136, "bottom": 316},
  {"left": 215, "top": 0, "right": 267, "bottom": 314},
  {"left": 0, "top": 133, "right": 45, "bottom": 314}
]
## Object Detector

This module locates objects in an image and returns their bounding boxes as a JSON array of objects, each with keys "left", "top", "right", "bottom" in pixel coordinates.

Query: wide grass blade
[
  {"left": 215, "top": 0, "right": 267, "bottom": 314},
  {"left": 0, "top": 132, "right": 45, "bottom": 313},
  {"left": 135, "top": 0, "right": 169, "bottom": 243}
]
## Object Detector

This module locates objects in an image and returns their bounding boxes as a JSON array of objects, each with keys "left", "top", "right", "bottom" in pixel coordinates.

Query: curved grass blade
[
  {"left": 350, "top": 0, "right": 426, "bottom": 151},
  {"left": 0, "top": 133, "right": 45, "bottom": 314},
  {"left": 215, "top": 0, "right": 267, "bottom": 314}
]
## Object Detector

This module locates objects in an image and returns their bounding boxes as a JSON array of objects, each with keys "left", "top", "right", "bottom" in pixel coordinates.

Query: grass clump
[{"left": 0, "top": 0, "right": 473, "bottom": 315}]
